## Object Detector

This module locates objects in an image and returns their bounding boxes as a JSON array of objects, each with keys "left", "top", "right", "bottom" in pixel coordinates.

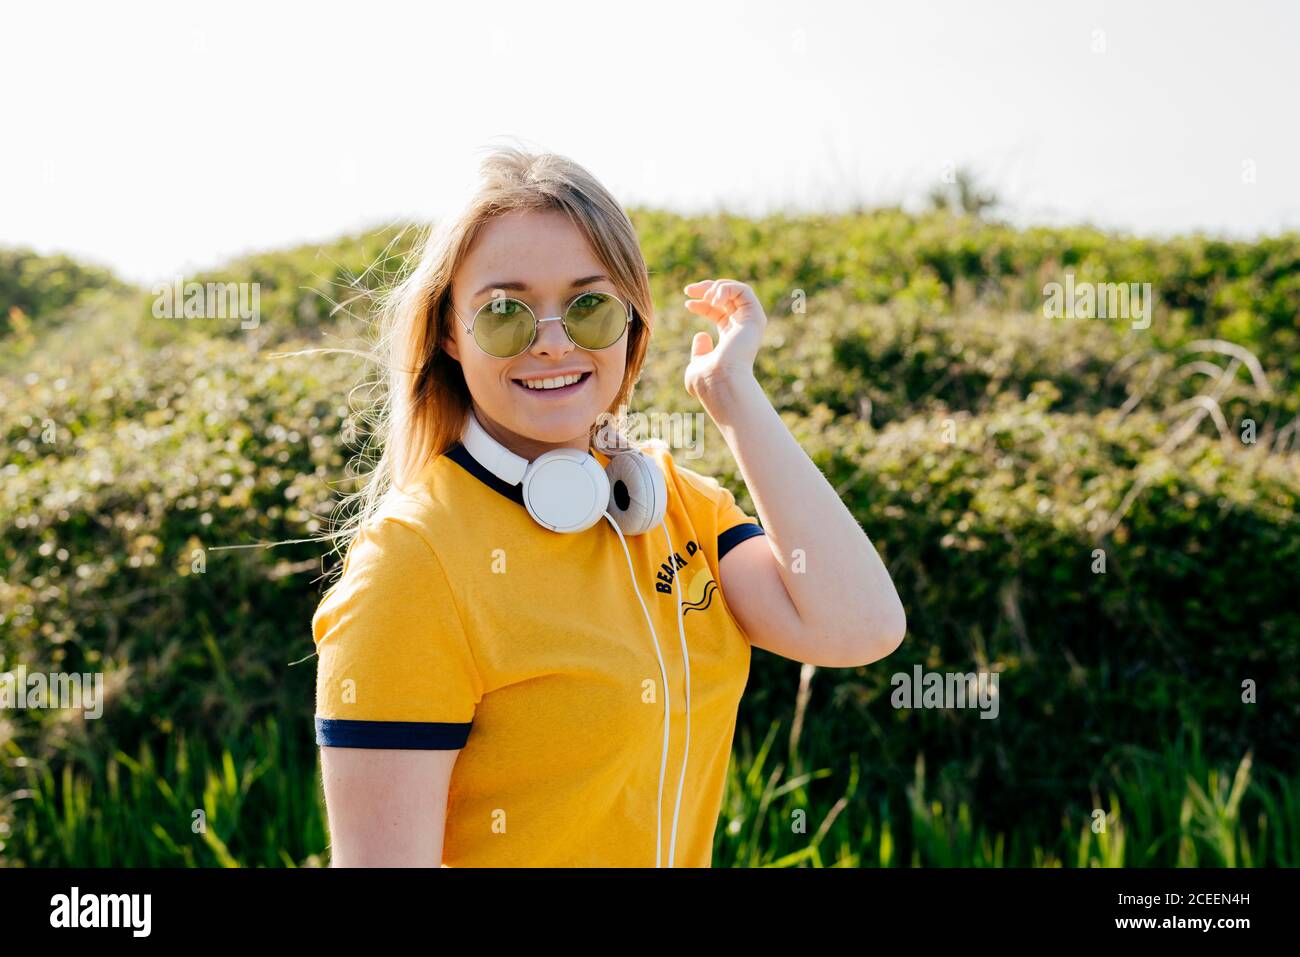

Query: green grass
[
  {"left": 1, "top": 718, "right": 328, "bottom": 867},
  {"left": 711, "top": 719, "right": 1296, "bottom": 868},
  {"left": 2, "top": 715, "right": 1292, "bottom": 867}
]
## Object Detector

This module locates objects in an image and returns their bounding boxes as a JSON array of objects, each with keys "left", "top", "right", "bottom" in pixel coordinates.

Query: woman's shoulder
[
  {"left": 315, "top": 484, "right": 457, "bottom": 612},
  {"left": 363, "top": 479, "right": 458, "bottom": 554},
  {"left": 633, "top": 439, "right": 763, "bottom": 547},
  {"left": 632, "top": 439, "right": 733, "bottom": 512},
  {"left": 320, "top": 472, "right": 457, "bottom": 576}
]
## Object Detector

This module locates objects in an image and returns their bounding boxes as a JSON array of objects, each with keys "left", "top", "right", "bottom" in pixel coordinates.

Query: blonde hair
[{"left": 325, "top": 145, "right": 656, "bottom": 564}]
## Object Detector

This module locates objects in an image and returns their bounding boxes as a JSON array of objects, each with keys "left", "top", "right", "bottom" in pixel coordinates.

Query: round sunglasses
[{"left": 453, "top": 290, "right": 634, "bottom": 359}]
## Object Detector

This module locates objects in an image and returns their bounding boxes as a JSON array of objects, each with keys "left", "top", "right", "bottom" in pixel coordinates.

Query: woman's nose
[{"left": 530, "top": 314, "right": 574, "bottom": 355}]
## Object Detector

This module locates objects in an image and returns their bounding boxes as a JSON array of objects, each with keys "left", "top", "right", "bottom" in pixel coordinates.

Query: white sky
[{"left": 2, "top": 0, "right": 1297, "bottom": 285}]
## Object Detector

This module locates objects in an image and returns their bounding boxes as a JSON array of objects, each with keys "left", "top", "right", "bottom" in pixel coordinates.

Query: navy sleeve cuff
[
  {"left": 718, "top": 522, "right": 765, "bottom": 561},
  {"left": 315, "top": 717, "right": 472, "bottom": 749}
]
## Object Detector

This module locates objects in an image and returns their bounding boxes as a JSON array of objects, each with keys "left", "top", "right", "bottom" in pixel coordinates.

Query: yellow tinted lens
[
  {"left": 564, "top": 293, "right": 627, "bottom": 350},
  {"left": 474, "top": 297, "right": 535, "bottom": 357}
]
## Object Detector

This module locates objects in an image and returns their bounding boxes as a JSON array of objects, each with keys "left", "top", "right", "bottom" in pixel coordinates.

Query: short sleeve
[
  {"left": 312, "top": 516, "right": 483, "bottom": 749},
  {"left": 661, "top": 448, "right": 765, "bottom": 562}
]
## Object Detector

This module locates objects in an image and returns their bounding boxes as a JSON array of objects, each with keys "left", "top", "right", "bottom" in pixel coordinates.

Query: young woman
[{"left": 312, "top": 146, "right": 906, "bottom": 868}]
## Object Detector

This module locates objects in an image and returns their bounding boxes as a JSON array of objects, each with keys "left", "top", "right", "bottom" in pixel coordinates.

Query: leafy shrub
[
  {"left": 2, "top": 208, "right": 1298, "bottom": 864},
  {"left": 0, "top": 248, "right": 126, "bottom": 338}
]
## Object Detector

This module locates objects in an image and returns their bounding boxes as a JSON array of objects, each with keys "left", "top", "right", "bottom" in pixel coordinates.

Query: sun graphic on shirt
[{"left": 681, "top": 567, "right": 718, "bottom": 616}]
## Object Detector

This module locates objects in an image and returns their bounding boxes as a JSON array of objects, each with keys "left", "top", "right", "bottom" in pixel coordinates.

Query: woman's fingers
[
  {"left": 710, "top": 282, "right": 747, "bottom": 321},
  {"left": 684, "top": 278, "right": 741, "bottom": 327},
  {"left": 684, "top": 297, "right": 728, "bottom": 326}
]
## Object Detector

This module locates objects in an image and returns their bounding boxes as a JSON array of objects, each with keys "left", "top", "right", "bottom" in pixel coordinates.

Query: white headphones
[
  {"left": 461, "top": 406, "right": 668, "bottom": 535},
  {"left": 459, "top": 407, "right": 693, "bottom": 867}
]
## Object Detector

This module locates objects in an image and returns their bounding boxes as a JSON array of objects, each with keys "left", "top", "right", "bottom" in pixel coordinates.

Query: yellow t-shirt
[{"left": 311, "top": 438, "right": 766, "bottom": 867}]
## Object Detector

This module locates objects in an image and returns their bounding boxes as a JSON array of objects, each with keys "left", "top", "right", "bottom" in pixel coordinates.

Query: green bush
[
  {"left": 2, "top": 208, "right": 1298, "bottom": 865},
  {"left": 0, "top": 248, "right": 126, "bottom": 338},
  {"left": 772, "top": 394, "right": 1300, "bottom": 837},
  {"left": 0, "top": 332, "right": 354, "bottom": 759}
]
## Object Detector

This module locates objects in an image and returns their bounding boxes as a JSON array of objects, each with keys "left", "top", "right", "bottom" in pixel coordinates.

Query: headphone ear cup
[
  {"left": 522, "top": 449, "right": 611, "bottom": 533},
  {"left": 605, "top": 451, "right": 667, "bottom": 536}
]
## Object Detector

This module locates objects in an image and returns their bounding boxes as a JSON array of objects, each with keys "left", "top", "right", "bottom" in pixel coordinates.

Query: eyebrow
[{"left": 471, "top": 274, "right": 609, "bottom": 299}]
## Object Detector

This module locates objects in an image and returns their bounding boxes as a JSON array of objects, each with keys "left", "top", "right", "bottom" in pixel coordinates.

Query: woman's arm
[
  {"left": 312, "top": 518, "right": 482, "bottom": 867},
  {"left": 684, "top": 279, "right": 906, "bottom": 668},
  {"left": 319, "top": 746, "right": 460, "bottom": 867}
]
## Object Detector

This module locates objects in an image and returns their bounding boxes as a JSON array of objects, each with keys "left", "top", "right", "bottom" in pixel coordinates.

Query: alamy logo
[
  {"left": 0, "top": 666, "right": 104, "bottom": 718},
  {"left": 890, "top": 665, "right": 1000, "bottom": 719},
  {"left": 1042, "top": 272, "right": 1153, "bottom": 329},
  {"left": 50, "top": 886, "right": 151, "bottom": 937},
  {"left": 152, "top": 276, "right": 260, "bottom": 329}
]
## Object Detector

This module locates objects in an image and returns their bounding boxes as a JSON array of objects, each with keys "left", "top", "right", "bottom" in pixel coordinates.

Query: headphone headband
[{"left": 460, "top": 408, "right": 529, "bottom": 486}]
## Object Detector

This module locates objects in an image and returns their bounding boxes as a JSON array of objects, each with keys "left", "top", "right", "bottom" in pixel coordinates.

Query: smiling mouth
[{"left": 511, "top": 371, "right": 593, "bottom": 397}]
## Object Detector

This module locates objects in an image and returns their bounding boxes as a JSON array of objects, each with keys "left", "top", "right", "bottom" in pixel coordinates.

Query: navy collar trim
[
  {"left": 444, "top": 441, "right": 525, "bottom": 506},
  {"left": 444, "top": 439, "right": 612, "bottom": 510}
]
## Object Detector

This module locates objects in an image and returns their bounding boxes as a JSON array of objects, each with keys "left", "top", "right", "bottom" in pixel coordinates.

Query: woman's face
[{"left": 444, "top": 208, "right": 629, "bottom": 460}]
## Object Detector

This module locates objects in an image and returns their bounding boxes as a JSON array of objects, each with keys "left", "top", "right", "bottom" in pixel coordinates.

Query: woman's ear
[
  {"left": 439, "top": 296, "right": 461, "bottom": 361},
  {"left": 440, "top": 324, "right": 460, "bottom": 362}
]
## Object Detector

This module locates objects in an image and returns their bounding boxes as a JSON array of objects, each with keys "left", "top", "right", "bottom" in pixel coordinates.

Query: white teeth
[{"left": 519, "top": 373, "right": 584, "bottom": 391}]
